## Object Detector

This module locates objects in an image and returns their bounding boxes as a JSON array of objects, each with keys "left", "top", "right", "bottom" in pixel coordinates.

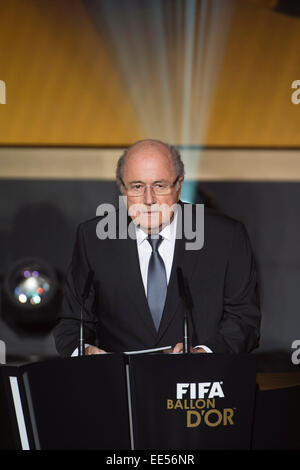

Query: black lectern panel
[
  {"left": 128, "top": 354, "right": 256, "bottom": 450},
  {"left": 24, "top": 354, "right": 130, "bottom": 449},
  {"left": 0, "top": 366, "right": 19, "bottom": 449},
  {"left": 2, "top": 354, "right": 130, "bottom": 450}
]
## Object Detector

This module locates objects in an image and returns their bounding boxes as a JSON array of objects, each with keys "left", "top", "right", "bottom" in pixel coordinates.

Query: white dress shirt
[{"left": 135, "top": 210, "right": 177, "bottom": 292}]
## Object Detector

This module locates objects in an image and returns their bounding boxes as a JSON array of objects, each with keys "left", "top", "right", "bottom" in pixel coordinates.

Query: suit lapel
[{"left": 156, "top": 235, "right": 184, "bottom": 341}]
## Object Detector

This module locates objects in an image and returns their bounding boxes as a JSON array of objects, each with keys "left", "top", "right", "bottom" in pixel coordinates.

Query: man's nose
[{"left": 143, "top": 185, "right": 156, "bottom": 205}]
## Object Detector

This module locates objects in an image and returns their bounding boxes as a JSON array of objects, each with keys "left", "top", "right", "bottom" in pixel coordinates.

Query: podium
[
  {"left": 128, "top": 354, "right": 257, "bottom": 450},
  {"left": 0, "top": 353, "right": 257, "bottom": 450}
]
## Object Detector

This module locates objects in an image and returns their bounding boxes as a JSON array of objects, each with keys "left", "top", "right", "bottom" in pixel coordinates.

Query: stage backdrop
[{"left": 0, "top": 0, "right": 299, "bottom": 146}]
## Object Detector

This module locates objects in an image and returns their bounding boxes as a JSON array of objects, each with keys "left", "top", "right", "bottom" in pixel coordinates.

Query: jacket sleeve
[
  {"left": 53, "top": 224, "right": 97, "bottom": 357},
  {"left": 205, "top": 221, "right": 261, "bottom": 353}
]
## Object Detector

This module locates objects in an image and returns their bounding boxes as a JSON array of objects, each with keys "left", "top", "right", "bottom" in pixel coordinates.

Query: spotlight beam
[{"left": 84, "top": 0, "right": 236, "bottom": 202}]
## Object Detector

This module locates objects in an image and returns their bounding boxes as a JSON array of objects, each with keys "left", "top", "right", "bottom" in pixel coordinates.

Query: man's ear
[
  {"left": 177, "top": 176, "right": 184, "bottom": 191},
  {"left": 119, "top": 184, "right": 126, "bottom": 196}
]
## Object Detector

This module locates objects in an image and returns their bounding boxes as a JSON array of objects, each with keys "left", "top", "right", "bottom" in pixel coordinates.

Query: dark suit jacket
[{"left": 53, "top": 203, "right": 261, "bottom": 356}]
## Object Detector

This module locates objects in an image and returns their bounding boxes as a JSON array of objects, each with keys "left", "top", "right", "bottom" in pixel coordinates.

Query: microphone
[
  {"left": 79, "top": 270, "right": 94, "bottom": 356},
  {"left": 177, "top": 267, "right": 191, "bottom": 354}
]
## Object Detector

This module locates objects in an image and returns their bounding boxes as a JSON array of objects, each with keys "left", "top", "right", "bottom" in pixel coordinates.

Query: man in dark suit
[{"left": 53, "top": 139, "right": 260, "bottom": 356}]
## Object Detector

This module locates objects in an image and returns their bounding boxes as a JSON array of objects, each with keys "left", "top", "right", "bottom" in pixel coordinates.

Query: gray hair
[{"left": 115, "top": 139, "right": 185, "bottom": 189}]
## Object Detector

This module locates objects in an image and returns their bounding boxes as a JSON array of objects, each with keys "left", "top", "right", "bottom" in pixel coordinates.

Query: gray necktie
[{"left": 147, "top": 236, "right": 167, "bottom": 330}]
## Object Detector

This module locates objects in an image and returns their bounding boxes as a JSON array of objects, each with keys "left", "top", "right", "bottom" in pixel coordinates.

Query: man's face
[{"left": 122, "top": 143, "right": 183, "bottom": 233}]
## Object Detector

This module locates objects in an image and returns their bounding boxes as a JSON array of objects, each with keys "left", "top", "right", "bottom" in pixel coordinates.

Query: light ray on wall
[{"left": 84, "top": 0, "right": 236, "bottom": 201}]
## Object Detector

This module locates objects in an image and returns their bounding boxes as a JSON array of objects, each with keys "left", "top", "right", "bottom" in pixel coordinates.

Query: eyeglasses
[{"left": 121, "top": 177, "right": 179, "bottom": 197}]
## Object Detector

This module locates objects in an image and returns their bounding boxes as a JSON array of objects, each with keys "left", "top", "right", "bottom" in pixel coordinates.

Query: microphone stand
[
  {"left": 79, "top": 303, "right": 85, "bottom": 357},
  {"left": 78, "top": 270, "right": 94, "bottom": 357},
  {"left": 183, "top": 306, "right": 190, "bottom": 354},
  {"left": 177, "top": 267, "right": 191, "bottom": 354}
]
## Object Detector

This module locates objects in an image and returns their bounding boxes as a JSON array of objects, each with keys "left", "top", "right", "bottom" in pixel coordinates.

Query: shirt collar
[{"left": 135, "top": 208, "right": 178, "bottom": 246}]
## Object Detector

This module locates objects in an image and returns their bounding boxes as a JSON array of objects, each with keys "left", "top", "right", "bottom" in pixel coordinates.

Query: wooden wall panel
[{"left": 0, "top": 0, "right": 299, "bottom": 146}]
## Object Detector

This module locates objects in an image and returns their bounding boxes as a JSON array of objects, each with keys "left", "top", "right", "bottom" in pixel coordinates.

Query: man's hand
[
  {"left": 85, "top": 345, "right": 107, "bottom": 355},
  {"left": 191, "top": 347, "right": 207, "bottom": 353},
  {"left": 169, "top": 342, "right": 207, "bottom": 353}
]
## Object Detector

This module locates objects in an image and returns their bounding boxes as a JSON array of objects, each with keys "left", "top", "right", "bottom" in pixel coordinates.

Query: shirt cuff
[
  {"left": 194, "top": 345, "right": 213, "bottom": 353},
  {"left": 71, "top": 344, "right": 90, "bottom": 357}
]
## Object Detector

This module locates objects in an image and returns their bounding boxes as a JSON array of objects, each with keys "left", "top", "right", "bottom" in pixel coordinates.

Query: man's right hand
[{"left": 85, "top": 345, "right": 107, "bottom": 355}]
